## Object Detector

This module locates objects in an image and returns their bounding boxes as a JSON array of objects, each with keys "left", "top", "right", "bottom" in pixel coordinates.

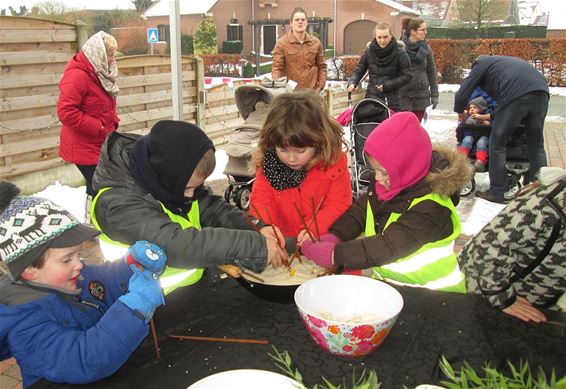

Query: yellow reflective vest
[
  {"left": 365, "top": 193, "right": 466, "bottom": 293},
  {"left": 91, "top": 187, "right": 204, "bottom": 295}
]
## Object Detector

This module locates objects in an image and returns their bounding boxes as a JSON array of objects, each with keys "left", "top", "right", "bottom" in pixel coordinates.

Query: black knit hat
[
  {"left": 148, "top": 120, "right": 215, "bottom": 197},
  {"left": 0, "top": 182, "right": 99, "bottom": 279}
]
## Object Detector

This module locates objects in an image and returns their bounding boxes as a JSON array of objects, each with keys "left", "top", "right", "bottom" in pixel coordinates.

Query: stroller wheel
[
  {"left": 504, "top": 177, "right": 522, "bottom": 201},
  {"left": 235, "top": 186, "right": 251, "bottom": 211},
  {"left": 460, "top": 178, "right": 476, "bottom": 197},
  {"left": 224, "top": 185, "right": 233, "bottom": 204}
]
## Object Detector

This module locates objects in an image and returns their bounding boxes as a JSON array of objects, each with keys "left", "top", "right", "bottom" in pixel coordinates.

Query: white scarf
[{"left": 81, "top": 31, "right": 119, "bottom": 97}]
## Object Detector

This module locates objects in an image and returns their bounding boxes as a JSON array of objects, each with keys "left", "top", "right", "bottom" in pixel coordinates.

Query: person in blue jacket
[
  {"left": 454, "top": 55, "right": 549, "bottom": 204},
  {"left": 0, "top": 181, "right": 166, "bottom": 387}
]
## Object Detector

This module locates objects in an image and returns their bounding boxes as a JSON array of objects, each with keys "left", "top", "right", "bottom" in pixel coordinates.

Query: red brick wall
[{"left": 144, "top": 1, "right": 415, "bottom": 55}]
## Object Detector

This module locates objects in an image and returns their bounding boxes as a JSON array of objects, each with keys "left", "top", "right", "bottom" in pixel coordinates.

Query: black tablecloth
[{"left": 34, "top": 270, "right": 566, "bottom": 388}]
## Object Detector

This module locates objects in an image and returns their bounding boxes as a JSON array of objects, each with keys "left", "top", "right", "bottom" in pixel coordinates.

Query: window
[
  {"left": 227, "top": 23, "right": 243, "bottom": 41},
  {"left": 157, "top": 24, "right": 170, "bottom": 42}
]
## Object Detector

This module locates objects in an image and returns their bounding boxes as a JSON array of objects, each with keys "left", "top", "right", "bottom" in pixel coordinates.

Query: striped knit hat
[{"left": 0, "top": 182, "right": 99, "bottom": 279}]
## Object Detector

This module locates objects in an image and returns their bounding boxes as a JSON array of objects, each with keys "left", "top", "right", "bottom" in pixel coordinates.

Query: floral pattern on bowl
[{"left": 298, "top": 311, "right": 395, "bottom": 357}]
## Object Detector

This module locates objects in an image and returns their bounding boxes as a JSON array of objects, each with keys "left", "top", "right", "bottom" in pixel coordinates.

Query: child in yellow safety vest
[{"left": 302, "top": 112, "right": 474, "bottom": 292}]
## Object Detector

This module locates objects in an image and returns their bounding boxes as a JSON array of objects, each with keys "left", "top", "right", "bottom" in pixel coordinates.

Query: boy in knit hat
[
  {"left": 457, "top": 96, "right": 492, "bottom": 172},
  {"left": 90, "top": 120, "right": 286, "bottom": 290},
  {"left": 302, "top": 112, "right": 474, "bottom": 292},
  {"left": 0, "top": 181, "right": 167, "bottom": 387}
]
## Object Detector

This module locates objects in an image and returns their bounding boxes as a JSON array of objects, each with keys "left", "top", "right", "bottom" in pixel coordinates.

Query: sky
[{"left": 1, "top": 0, "right": 564, "bottom": 16}]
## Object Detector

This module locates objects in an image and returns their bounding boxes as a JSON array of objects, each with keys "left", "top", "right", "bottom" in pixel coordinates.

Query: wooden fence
[{"left": 1, "top": 15, "right": 361, "bottom": 186}]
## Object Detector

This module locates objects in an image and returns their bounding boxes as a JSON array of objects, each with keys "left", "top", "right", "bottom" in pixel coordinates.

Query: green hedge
[
  {"left": 166, "top": 34, "right": 194, "bottom": 55},
  {"left": 222, "top": 40, "right": 243, "bottom": 54},
  {"left": 243, "top": 62, "right": 272, "bottom": 77},
  {"left": 427, "top": 25, "right": 547, "bottom": 39}
]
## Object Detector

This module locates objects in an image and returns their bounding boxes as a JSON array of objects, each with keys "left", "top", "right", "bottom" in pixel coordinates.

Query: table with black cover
[{"left": 34, "top": 270, "right": 566, "bottom": 389}]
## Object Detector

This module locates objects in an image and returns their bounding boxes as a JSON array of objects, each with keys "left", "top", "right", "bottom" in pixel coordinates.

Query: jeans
[
  {"left": 461, "top": 135, "right": 489, "bottom": 152},
  {"left": 488, "top": 92, "right": 548, "bottom": 198}
]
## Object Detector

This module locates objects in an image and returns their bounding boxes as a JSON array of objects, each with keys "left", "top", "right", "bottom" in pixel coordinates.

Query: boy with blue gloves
[{"left": 0, "top": 181, "right": 166, "bottom": 387}]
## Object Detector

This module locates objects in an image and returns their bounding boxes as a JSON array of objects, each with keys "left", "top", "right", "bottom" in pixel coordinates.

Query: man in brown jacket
[{"left": 271, "top": 7, "right": 327, "bottom": 92}]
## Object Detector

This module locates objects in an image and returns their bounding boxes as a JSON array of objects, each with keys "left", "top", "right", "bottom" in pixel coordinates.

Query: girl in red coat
[
  {"left": 57, "top": 31, "right": 120, "bottom": 199},
  {"left": 250, "top": 91, "right": 352, "bottom": 248}
]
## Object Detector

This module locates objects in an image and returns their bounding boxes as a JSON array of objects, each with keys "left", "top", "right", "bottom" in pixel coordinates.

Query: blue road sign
[{"left": 147, "top": 28, "right": 159, "bottom": 44}]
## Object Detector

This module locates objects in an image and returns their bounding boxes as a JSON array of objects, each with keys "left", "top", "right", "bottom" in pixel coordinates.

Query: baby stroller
[
  {"left": 349, "top": 97, "right": 390, "bottom": 198},
  {"left": 458, "top": 122, "right": 530, "bottom": 201},
  {"left": 223, "top": 78, "right": 291, "bottom": 210}
]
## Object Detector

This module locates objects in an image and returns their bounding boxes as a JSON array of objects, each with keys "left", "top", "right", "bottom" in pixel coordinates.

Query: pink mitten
[
  {"left": 301, "top": 240, "right": 335, "bottom": 268},
  {"left": 318, "top": 233, "right": 341, "bottom": 245}
]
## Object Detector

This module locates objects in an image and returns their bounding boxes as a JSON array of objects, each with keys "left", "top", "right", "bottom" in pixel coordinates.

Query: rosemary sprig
[{"left": 269, "top": 346, "right": 381, "bottom": 389}]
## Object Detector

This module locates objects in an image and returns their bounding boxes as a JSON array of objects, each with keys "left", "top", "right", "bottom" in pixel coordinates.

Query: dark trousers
[
  {"left": 75, "top": 164, "right": 97, "bottom": 197},
  {"left": 488, "top": 91, "right": 548, "bottom": 197}
]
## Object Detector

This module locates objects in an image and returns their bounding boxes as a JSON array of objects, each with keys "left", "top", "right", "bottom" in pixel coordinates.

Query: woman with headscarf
[
  {"left": 58, "top": 31, "right": 120, "bottom": 203},
  {"left": 398, "top": 17, "right": 439, "bottom": 122}
]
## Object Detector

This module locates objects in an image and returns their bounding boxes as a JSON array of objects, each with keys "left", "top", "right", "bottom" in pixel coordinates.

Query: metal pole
[
  {"left": 169, "top": 0, "right": 183, "bottom": 120},
  {"left": 333, "top": 0, "right": 337, "bottom": 56}
]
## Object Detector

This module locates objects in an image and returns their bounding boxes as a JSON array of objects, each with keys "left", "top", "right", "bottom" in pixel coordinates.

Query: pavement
[{"left": 2, "top": 106, "right": 565, "bottom": 389}]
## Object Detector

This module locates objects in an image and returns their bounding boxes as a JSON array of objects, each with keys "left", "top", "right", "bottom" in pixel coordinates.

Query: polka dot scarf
[{"left": 263, "top": 149, "right": 307, "bottom": 191}]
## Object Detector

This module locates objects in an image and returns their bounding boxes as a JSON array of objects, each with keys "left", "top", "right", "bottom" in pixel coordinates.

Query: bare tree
[
  {"left": 132, "top": 0, "right": 155, "bottom": 13},
  {"left": 456, "top": 0, "right": 509, "bottom": 29},
  {"left": 29, "top": 1, "right": 80, "bottom": 22}
]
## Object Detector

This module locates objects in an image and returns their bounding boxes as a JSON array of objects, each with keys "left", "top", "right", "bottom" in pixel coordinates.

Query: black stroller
[
  {"left": 349, "top": 97, "right": 391, "bottom": 198},
  {"left": 458, "top": 122, "right": 530, "bottom": 201},
  {"left": 223, "top": 78, "right": 291, "bottom": 210}
]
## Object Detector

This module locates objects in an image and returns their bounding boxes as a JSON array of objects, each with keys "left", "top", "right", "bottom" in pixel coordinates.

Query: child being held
[
  {"left": 0, "top": 182, "right": 166, "bottom": 387},
  {"left": 249, "top": 91, "right": 352, "bottom": 248},
  {"left": 458, "top": 96, "right": 492, "bottom": 172}
]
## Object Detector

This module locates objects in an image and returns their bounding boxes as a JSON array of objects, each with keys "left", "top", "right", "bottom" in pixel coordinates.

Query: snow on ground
[{"left": 30, "top": 82, "right": 566, "bottom": 237}]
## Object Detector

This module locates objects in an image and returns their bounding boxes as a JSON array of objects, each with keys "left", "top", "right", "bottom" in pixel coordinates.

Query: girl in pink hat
[{"left": 302, "top": 112, "right": 473, "bottom": 292}]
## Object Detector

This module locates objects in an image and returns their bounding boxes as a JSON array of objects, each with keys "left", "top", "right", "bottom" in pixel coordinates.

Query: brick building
[{"left": 142, "top": 0, "right": 418, "bottom": 56}]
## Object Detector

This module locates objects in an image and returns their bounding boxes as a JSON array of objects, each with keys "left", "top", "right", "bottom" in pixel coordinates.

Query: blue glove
[
  {"left": 124, "top": 240, "right": 167, "bottom": 275},
  {"left": 119, "top": 267, "right": 165, "bottom": 323}
]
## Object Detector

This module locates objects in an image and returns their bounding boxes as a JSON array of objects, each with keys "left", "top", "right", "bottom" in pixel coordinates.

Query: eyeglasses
[{"left": 417, "top": 28, "right": 427, "bottom": 32}]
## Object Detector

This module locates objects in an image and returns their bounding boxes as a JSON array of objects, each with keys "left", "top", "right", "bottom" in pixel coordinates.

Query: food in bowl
[
  {"left": 242, "top": 256, "right": 325, "bottom": 286},
  {"left": 294, "top": 275, "right": 403, "bottom": 357}
]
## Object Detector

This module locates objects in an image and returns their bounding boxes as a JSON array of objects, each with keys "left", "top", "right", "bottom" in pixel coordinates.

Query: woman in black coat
[{"left": 347, "top": 22, "right": 411, "bottom": 112}]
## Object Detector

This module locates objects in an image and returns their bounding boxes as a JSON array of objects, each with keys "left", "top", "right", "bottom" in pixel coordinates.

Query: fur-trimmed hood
[{"left": 426, "top": 144, "right": 474, "bottom": 197}]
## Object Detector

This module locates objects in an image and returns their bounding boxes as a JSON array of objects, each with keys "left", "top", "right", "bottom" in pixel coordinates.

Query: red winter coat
[
  {"left": 250, "top": 153, "right": 352, "bottom": 238},
  {"left": 58, "top": 52, "right": 119, "bottom": 165}
]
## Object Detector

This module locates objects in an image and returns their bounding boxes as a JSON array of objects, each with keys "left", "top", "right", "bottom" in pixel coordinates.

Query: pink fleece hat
[{"left": 363, "top": 112, "right": 432, "bottom": 200}]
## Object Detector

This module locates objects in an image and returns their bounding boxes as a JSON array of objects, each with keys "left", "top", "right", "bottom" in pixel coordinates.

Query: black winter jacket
[
  {"left": 348, "top": 38, "right": 411, "bottom": 111},
  {"left": 454, "top": 55, "right": 549, "bottom": 115}
]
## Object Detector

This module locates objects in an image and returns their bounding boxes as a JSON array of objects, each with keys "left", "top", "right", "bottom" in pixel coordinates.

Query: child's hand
[
  {"left": 259, "top": 226, "right": 285, "bottom": 249},
  {"left": 503, "top": 296, "right": 546, "bottom": 323},
  {"left": 301, "top": 239, "right": 335, "bottom": 268},
  {"left": 297, "top": 230, "right": 309, "bottom": 245},
  {"left": 119, "top": 267, "right": 165, "bottom": 323},
  {"left": 265, "top": 237, "right": 287, "bottom": 268},
  {"left": 347, "top": 84, "right": 356, "bottom": 93}
]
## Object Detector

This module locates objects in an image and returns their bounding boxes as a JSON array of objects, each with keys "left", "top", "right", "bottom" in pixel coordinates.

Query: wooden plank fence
[{"left": 1, "top": 15, "right": 362, "bottom": 184}]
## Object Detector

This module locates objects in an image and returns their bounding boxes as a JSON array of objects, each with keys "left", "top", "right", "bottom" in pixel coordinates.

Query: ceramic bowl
[
  {"left": 187, "top": 369, "right": 303, "bottom": 388},
  {"left": 294, "top": 275, "right": 403, "bottom": 357}
]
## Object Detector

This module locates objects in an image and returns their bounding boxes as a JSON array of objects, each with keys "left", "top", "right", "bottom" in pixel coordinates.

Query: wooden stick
[
  {"left": 310, "top": 197, "right": 321, "bottom": 241},
  {"left": 293, "top": 202, "right": 316, "bottom": 241},
  {"left": 242, "top": 212, "right": 261, "bottom": 233},
  {"left": 317, "top": 265, "right": 339, "bottom": 277},
  {"left": 240, "top": 269, "right": 266, "bottom": 283},
  {"left": 150, "top": 319, "right": 160, "bottom": 359},
  {"left": 262, "top": 206, "right": 283, "bottom": 247},
  {"left": 169, "top": 334, "right": 269, "bottom": 345},
  {"left": 306, "top": 195, "right": 326, "bottom": 232}
]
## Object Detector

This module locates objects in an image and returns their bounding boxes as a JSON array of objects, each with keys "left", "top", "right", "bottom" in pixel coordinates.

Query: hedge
[
  {"left": 222, "top": 40, "right": 243, "bottom": 54},
  {"left": 427, "top": 25, "right": 547, "bottom": 39},
  {"left": 428, "top": 38, "right": 566, "bottom": 85}
]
